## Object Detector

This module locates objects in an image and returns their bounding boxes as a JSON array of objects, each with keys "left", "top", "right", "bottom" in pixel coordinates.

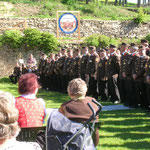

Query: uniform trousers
[{"left": 108, "top": 77, "right": 120, "bottom": 102}]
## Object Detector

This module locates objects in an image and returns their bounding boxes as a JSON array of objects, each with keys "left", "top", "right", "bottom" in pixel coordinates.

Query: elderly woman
[
  {"left": 0, "top": 91, "right": 42, "bottom": 150},
  {"left": 15, "top": 73, "right": 46, "bottom": 127},
  {"left": 59, "top": 78, "right": 99, "bottom": 146}
]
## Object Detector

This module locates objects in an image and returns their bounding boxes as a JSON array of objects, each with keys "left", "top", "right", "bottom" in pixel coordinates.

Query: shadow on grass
[
  {"left": 0, "top": 77, "right": 11, "bottom": 83},
  {"left": 99, "top": 109, "right": 150, "bottom": 149},
  {"left": 102, "top": 141, "right": 150, "bottom": 149}
]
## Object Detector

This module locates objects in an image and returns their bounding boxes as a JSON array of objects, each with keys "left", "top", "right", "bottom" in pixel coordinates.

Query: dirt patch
[
  {"left": 0, "top": 2, "right": 41, "bottom": 17},
  {"left": 14, "top": 3, "right": 41, "bottom": 17}
]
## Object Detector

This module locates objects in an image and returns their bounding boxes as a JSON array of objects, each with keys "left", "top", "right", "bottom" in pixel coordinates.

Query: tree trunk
[
  {"left": 125, "top": 0, "right": 127, "bottom": 4},
  {"left": 122, "top": 0, "right": 125, "bottom": 6},
  {"left": 86, "top": 0, "right": 92, "bottom": 4},
  {"left": 119, "top": 0, "right": 122, "bottom": 5},
  {"left": 137, "top": 0, "right": 141, "bottom": 7},
  {"left": 114, "top": 0, "right": 118, "bottom": 5}
]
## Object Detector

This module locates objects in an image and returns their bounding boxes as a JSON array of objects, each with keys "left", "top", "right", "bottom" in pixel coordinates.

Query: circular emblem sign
[{"left": 58, "top": 13, "right": 78, "bottom": 34}]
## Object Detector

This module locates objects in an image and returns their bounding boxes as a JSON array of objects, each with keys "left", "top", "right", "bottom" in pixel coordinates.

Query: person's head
[
  {"left": 67, "top": 78, "right": 87, "bottom": 100},
  {"left": 0, "top": 91, "right": 20, "bottom": 141},
  {"left": 55, "top": 54, "right": 59, "bottom": 60},
  {"left": 82, "top": 46, "right": 88, "bottom": 55},
  {"left": 141, "top": 39, "right": 149, "bottom": 47},
  {"left": 109, "top": 44, "right": 117, "bottom": 53},
  {"left": 138, "top": 45, "right": 146, "bottom": 56},
  {"left": 50, "top": 53, "right": 55, "bottom": 60},
  {"left": 120, "top": 42, "right": 128, "bottom": 53},
  {"left": 18, "top": 73, "right": 39, "bottom": 95},
  {"left": 61, "top": 48, "right": 66, "bottom": 55},
  {"left": 74, "top": 49, "right": 80, "bottom": 56},
  {"left": 89, "top": 46, "right": 96, "bottom": 54},
  {"left": 99, "top": 49, "right": 106, "bottom": 58},
  {"left": 29, "top": 54, "right": 33, "bottom": 59},
  {"left": 67, "top": 49, "right": 73, "bottom": 57}
]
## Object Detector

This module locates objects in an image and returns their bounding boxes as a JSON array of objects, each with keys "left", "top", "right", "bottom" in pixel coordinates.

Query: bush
[
  {"left": 145, "top": 34, "right": 150, "bottom": 43},
  {"left": 62, "top": 0, "right": 76, "bottom": 5},
  {"left": 23, "top": 28, "right": 42, "bottom": 47},
  {"left": 84, "top": 34, "right": 100, "bottom": 47},
  {"left": 99, "top": 35, "right": 110, "bottom": 48},
  {"left": 84, "top": 34, "right": 111, "bottom": 48},
  {"left": 134, "top": 7, "right": 146, "bottom": 24},
  {"left": 40, "top": 32, "right": 59, "bottom": 54},
  {"left": 0, "top": 35, "right": 3, "bottom": 47},
  {"left": 2, "top": 30, "right": 23, "bottom": 49}
]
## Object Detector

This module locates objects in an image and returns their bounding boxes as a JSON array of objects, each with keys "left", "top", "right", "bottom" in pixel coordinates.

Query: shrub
[
  {"left": 62, "top": 0, "right": 76, "bottom": 5},
  {"left": 0, "top": 35, "right": 3, "bottom": 47},
  {"left": 84, "top": 34, "right": 100, "bottom": 47},
  {"left": 23, "top": 28, "right": 42, "bottom": 47},
  {"left": 134, "top": 7, "right": 146, "bottom": 24},
  {"left": 2, "top": 30, "right": 23, "bottom": 48},
  {"left": 40, "top": 32, "right": 59, "bottom": 54},
  {"left": 145, "top": 34, "right": 150, "bottom": 43},
  {"left": 84, "top": 34, "right": 111, "bottom": 48},
  {"left": 99, "top": 35, "right": 110, "bottom": 48}
]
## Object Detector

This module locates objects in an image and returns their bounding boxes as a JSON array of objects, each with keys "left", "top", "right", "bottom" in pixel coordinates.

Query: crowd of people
[
  {"left": 37, "top": 40, "right": 150, "bottom": 112},
  {"left": 9, "top": 39, "right": 150, "bottom": 113}
]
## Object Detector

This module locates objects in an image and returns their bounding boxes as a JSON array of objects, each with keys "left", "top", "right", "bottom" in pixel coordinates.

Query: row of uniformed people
[{"left": 38, "top": 40, "right": 150, "bottom": 112}]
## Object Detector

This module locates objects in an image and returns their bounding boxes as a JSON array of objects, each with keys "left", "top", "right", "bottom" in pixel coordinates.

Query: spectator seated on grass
[
  {"left": 15, "top": 73, "right": 46, "bottom": 128},
  {"left": 0, "top": 91, "right": 42, "bottom": 150},
  {"left": 59, "top": 78, "right": 100, "bottom": 146}
]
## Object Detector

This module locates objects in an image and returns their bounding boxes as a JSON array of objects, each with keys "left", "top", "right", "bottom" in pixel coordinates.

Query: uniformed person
[
  {"left": 9, "top": 62, "right": 21, "bottom": 84},
  {"left": 141, "top": 39, "right": 150, "bottom": 56},
  {"left": 48, "top": 53, "right": 55, "bottom": 91},
  {"left": 124, "top": 44, "right": 139, "bottom": 107},
  {"left": 62, "top": 49, "right": 73, "bottom": 93},
  {"left": 119, "top": 43, "right": 130, "bottom": 104},
  {"left": 58, "top": 48, "right": 67, "bottom": 92},
  {"left": 68, "top": 49, "right": 81, "bottom": 81},
  {"left": 96, "top": 49, "right": 108, "bottom": 101},
  {"left": 85, "top": 46, "right": 99, "bottom": 99},
  {"left": 38, "top": 53, "right": 47, "bottom": 88},
  {"left": 145, "top": 59, "right": 150, "bottom": 112},
  {"left": 53, "top": 54, "right": 60, "bottom": 91},
  {"left": 106, "top": 44, "right": 121, "bottom": 103},
  {"left": 132, "top": 45, "right": 149, "bottom": 109},
  {"left": 79, "top": 46, "right": 90, "bottom": 81}
]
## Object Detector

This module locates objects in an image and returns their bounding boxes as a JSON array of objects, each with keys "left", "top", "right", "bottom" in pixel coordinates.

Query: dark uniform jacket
[
  {"left": 96, "top": 57, "right": 108, "bottom": 81},
  {"left": 69, "top": 56, "right": 81, "bottom": 77},
  {"left": 48, "top": 60, "right": 55, "bottom": 75},
  {"left": 106, "top": 53, "right": 120, "bottom": 78},
  {"left": 57, "top": 55, "right": 67, "bottom": 75},
  {"left": 125, "top": 53, "right": 139, "bottom": 79},
  {"left": 79, "top": 54, "right": 90, "bottom": 75},
  {"left": 62, "top": 57, "right": 73, "bottom": 75},
  {"left": 119, "top": 52, "right": 131, "bottom": 79},
  {"left": 85, "top": 53, "right": 99, "bottom": 75},
  {"left": 38, "top": 58, "right": 47, "bottom": 74},
  {"left": 145, "top": 59, "right": 150, "bottom": 77},
  {"left": 132, "top": 56, "right": 149, "bottom": 81}
]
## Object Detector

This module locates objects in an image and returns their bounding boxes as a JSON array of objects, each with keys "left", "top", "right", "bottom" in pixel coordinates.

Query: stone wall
[
  {"left": 0, "top": 17, "right": 150, "bottom": 77},
  {"left": 0, "top": 18, "right": 150, "bottom": 38}
]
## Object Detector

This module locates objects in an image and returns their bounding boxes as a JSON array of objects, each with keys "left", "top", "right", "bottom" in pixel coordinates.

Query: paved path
[{"left": 46, "top": 104, "right": 131, "bottom": 115}]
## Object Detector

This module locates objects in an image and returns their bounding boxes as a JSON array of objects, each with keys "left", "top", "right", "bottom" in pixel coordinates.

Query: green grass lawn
[{"left": 0, "top": 77, "right": 150, "bottom": 150}]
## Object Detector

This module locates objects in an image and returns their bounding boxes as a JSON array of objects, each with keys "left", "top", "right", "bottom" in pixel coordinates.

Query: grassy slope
[
  {"left": 0, "top": 78, "right": 150, "bottom": 149},
  {"left": 1, "top": 0, "right": 150, "bottom": 21}
]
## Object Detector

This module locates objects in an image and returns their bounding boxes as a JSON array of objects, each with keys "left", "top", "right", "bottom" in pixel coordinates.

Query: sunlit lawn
[{"left": 0, "top": 78, "right": 150, "bottom": 150}]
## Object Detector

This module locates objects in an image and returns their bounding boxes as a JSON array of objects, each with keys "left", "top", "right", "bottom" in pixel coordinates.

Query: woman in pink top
[{"left": 15, "top": 73, "right": 46, "bottom": 127}]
